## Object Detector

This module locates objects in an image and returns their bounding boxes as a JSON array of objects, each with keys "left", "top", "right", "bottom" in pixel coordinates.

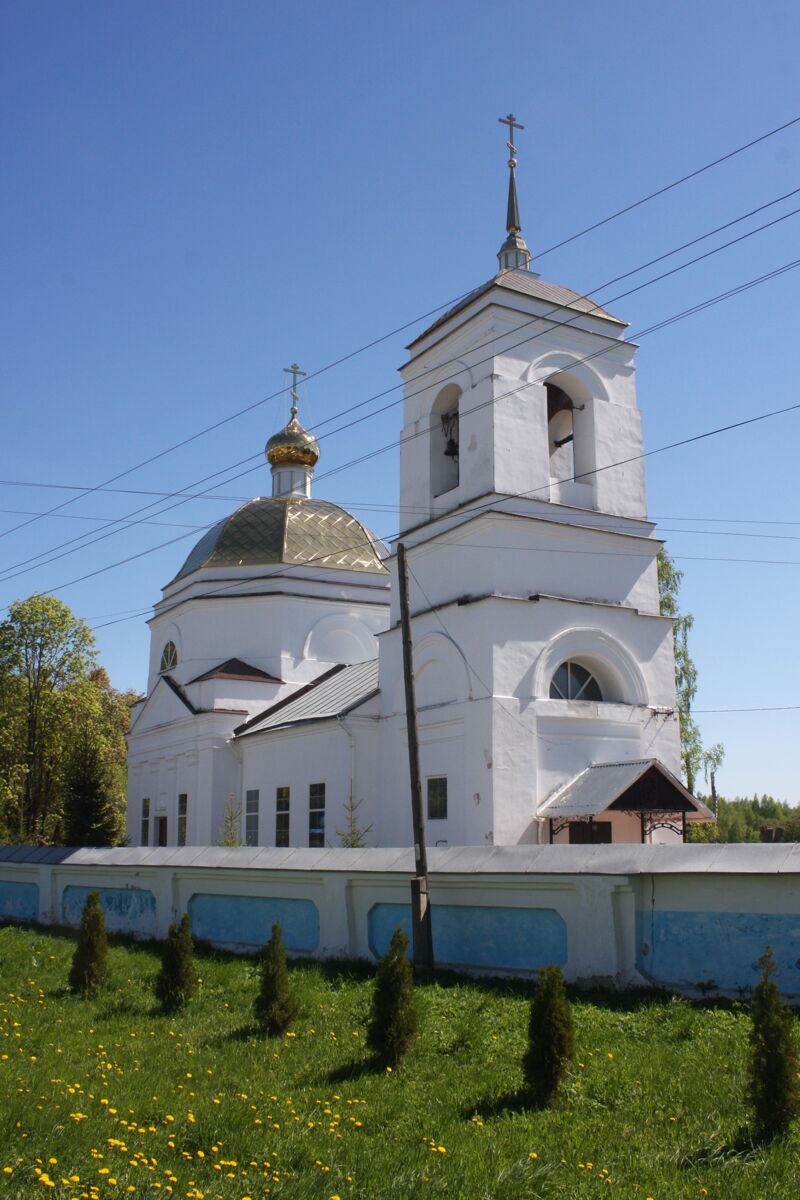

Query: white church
[{"left": 126, "top": 126, "right": 712, "bottom": 851}]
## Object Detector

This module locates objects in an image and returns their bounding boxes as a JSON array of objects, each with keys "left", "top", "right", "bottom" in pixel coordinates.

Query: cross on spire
[
  {"left": 283, "top": 362, "right": 306, "bottom": 419},
  {"left": 496, "top": 112, "right": 532, "bottom": 272},
  {"left": 498, "top": 112, "right": 525, "bottom": 164}
]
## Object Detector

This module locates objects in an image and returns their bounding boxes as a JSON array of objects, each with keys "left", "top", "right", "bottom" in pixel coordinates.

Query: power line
[
  {"left": 13, "top": 252, "right": 800, "bottom": 613},
  {"left": 0, "top": 507, "right": 206, "bottom": 530},
  {"left": 4, "top": 476, "right": 800, "bottom": 531},
  {"left": 536, "top": 113, "right": 800, "bottom": 257},
  {"left": 693, "top": 705, "right": 800, "bottom": 714},
  {"left": 3, "top": 114, "right": 799, "bottom": 549},
  {"left": 315, "top": 255, "right": 800, "bottom": 485},
  {"left": 16, "top": 500, "right": 800, "bottom": 544},
  {"left": 4, "top": 190, "right": 800, "bottom": 587},
  {"left": 313, "top": 210, "right": 800, "bottom": 464}
]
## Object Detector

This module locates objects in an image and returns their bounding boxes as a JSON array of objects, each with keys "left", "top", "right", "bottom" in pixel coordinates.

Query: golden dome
[
  {"left": 173, "top": 496, "right": 387, "bottom": 580},
  {"left": 265, "top": 414, "right": 320, "bottom": 469}
]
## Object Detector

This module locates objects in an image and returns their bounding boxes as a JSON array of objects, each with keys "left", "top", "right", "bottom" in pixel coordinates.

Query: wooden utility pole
[{"left": 396, "top": 542, "right": 434, "bottom": 971}]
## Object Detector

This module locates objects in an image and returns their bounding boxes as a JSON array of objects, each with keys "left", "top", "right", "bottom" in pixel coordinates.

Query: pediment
[{"left": 129, "top": 676, "right": 198, "bottom": 734}]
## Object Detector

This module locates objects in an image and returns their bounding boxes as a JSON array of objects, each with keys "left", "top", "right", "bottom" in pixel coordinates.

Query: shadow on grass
[
  {"left": 679, "top": 1125, "right": 761, "bottom": 1166},
  {"left": 94, "top": 995, "right": 150, "bottom": 1020},
  {"left": 216, "top": 1021, "right": 263, "bottom": 1044},
  {"left": 466, "top": 1089, "right": 535, "bottom": 1119},
  {"left": 0, "top": 921, "right": 771, "bottom": 1015},
  {"left": 327, "top": 1056, "right": 385, "bottom": 1083},
  {"left": 45, "top": 984, "right": 72, "bottom": 1000}
]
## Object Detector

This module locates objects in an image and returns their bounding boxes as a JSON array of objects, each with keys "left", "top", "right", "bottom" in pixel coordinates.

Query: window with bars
[
  {"left": 245, "top": 789, "right": 260, "bottom": 847},
  {"left": 177, "top": 794, "right": 188, "bottom": 847},
  {"left": 427, "top": 777, "right": 448, "bottom": 820},
  {"left": 275, "top": 787, "right": 290, "bottom": 847},
  {"left": 309, "top": 783, "right": 325, "bottom": 848},
  {"left": 141, "top": 798, "right": 150, "bottom": 846}
]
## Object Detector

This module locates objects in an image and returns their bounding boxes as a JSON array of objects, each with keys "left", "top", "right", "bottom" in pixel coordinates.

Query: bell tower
[
  {"left": 397, "top": 117, "right": 646, "bottom": 535},
  {"left": 375, "top": 118, "right": 678, "bottom": 850}
]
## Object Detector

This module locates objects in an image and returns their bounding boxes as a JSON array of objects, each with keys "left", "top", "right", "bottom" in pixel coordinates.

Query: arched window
[
  {"left": 550, "top": 660, "right": 603, "bottom": 701},
  {"left": 159, "top": 641, "right": 178, "bottom": 673}
]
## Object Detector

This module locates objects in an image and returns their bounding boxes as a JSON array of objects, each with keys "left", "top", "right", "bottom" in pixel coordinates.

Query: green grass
[{"left": 1, "top": 923, "right": 798, "bottom": 1199}]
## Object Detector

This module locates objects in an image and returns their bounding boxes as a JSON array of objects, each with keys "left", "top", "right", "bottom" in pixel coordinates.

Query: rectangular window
[
  {"left": 156, "top": 815, "right": 168, "bottom": 847},
  {"left": 141, "top": 797, "right": 150, "bottom": 846},
  {"left": 177, "top": 794, "right": 188, "bottom": 847},
  {"left": 245, "top": 789, "right": 260, "bottom": 847},
  {"left": 427, "top": 776, "right": 448, "bottom": 821},
  {"left": 275, "top": 786, "right": 290, "bottom": 847},
  {"left": 309, "top": 782, "right": 325, "bottom": 848}
]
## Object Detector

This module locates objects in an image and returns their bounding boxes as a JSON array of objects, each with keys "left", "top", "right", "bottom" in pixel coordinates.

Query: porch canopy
[{"left": 539, "top": 759, "right": 714, "bottom": 842}]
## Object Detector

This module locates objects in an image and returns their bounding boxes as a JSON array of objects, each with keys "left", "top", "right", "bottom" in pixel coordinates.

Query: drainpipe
[{"left": 336, "top": 714, "right": 356, "bottom": 819}]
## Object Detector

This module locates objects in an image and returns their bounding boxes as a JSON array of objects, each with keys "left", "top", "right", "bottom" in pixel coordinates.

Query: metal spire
[{"left": 497, "top": 113, "right": 532, "bottom": 272}]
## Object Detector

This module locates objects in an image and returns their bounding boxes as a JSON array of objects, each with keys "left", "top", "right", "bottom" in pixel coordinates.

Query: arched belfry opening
[
  {"left": 546, "top": 383, "right": 577, "bottom": 482},
  {"left": 430, "top": 383, "right": 461, "bottom": 498}
]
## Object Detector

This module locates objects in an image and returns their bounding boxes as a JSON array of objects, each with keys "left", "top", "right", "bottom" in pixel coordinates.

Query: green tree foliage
[
  {"left": 155, "top": 914, "right": 197, "bottom": 1013},
  {"left": 366, "top": 927, "right": 418, "bottom": 1066},
  {"left": 657, "top": 550, "right": 708, "bottom": 791},
  {"left": 336, "top": 791, "right": 373, "bottom": 848},
  {"left": 657, "top": 550, "right": 730, "bottom": 804},
  {"left": 63, "top": 726, "right": 119, "bottom": 847},
  {"left": 254, "top": 922, "right": 297, "bottom": 1036},
  {"left": 217, "top": 796, "right": 243, "bottom": 847},
  {"left": 522, "top": 965, "right": 575, "bottom": 1107},
  {"left": 687, "top": 794, "right": 794, "bottom": 843},
  {"left": 748, "top": 946, "right": 800, "bottom": 1140},
  {"left": 0, "top": 598, "right": 133, "bottom": 845},
  {"left": 68, "top": 891, "right": 109, "bottom": 996}
]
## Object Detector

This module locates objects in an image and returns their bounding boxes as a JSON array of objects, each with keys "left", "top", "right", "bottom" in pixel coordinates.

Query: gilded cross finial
[
  {"left": 498, "top": 112, "right": 524, "bottom": 166},
  {"left": 283, "top": 362, "right": 306, "bottom": 419}
]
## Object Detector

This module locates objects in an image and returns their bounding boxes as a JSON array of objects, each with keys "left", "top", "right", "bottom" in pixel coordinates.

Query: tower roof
[
  {"left": 172, "top": 496, "right": 387, "bottom": 581},
  {"left": 406, "top": 268, "right": 627, "bottom": 351}
]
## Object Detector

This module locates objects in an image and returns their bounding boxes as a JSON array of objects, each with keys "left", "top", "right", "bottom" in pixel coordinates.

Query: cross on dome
[
  {"left": 283, "top": 361, "right": 306, "bottom": 419},
  {"left": 266, "top": 361, "right": 320, "bottom": 497}
]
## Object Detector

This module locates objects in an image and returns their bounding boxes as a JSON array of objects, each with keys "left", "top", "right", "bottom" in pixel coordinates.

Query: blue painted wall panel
[
  {"left": 636, "top": 909, "right": 800, "bottom": 995},
  {"left": 0, "top": 881, "right": 39, "bottom": 921},
  {"left": 62, "top": 885, "right": 157, "bottom": 937},
  {"left": 188, "top": 893, "right": 319, "bottom": 953},
  {"left": 368, "top": 903, "right": 567, "bottom": 972}
]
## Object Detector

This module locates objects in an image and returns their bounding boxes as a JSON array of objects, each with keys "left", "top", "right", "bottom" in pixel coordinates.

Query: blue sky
[{"left": 1, "top": 0, "right": 799, "bottom": 802}]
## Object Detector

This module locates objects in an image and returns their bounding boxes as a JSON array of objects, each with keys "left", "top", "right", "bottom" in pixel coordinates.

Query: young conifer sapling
[
  {"left": 522, "top": 964, "right": 574, "bottom": 1107},
  {"left": 155, "top": 913, "right": 198, "bottom": 1013},
  {"left": 254, "top": 922, "right": 297, "bottom": 1035},
  {"left": 68, "top": 891, "right": 109, "bottom": 996},
  {"left": 749, "top": 944, "right": 800, "bottom": 1140},
  {"left": 366, "top": 927, "right": 418, "bottom": 1066}
]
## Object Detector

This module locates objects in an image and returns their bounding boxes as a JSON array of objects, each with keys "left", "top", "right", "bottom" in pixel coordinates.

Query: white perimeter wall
[{"left": 5, "top": 845, "right": 800, "bottom": 998}]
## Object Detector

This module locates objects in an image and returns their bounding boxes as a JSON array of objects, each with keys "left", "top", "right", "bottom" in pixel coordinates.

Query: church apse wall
[{"left": 5, "top": 845, "right": 800, "bottom": 998}]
